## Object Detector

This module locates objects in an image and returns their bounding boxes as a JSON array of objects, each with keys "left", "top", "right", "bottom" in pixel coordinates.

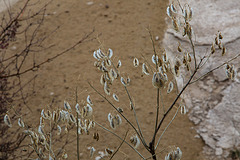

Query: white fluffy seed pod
[
  {"left": 130, "top": 135, "right": 140, "bottom": 149},
  {"left": 4, "top": 114, "right": 12, "bottom": 127},
  {"left": 152, "top": 54, "right": 159, "bottom": 65},
  {"left": 142, "top": 63, "right": 150, "bottom": 75},
  {"left": 167, "top": 6, "right": 172, "bottom": 18},
  {"left": 133, "top": 58, "right": 139, "bottom": 67},
  {"left": 57, "top": 125, "right": 61, "bottom": 135},
  {"left": 83, "top": 104, "right": 93, "bottom": 118},
  {"left": 104, "top": 82, "right": 110, "bottom": 95},
  {"left": 108, "top": 48, "right": 113, "bottom": 59},
  {"left": 75, "top": 103, "right": 80, "bottom": 115},
  {"left": 152, "top": 72, "right": 164, "bottom": 88},
  {"left": 120, "top": 77, "right": 127, "bottom": 86},
  {"left": 38, "top": 125, "right": 45, "bottom": 135},
  {"left": 87, "top": 95, "right": 93, "bottom": 106},
  {"left": 93, "top": 51, "right": 100, "bottom": 60},
  {"left": 69, "top": 113, "right": 76, "bottom": 123},
  {"left": 117, "top": 60, "right": 122, "bottom": 68},
  {"left": 41, "top": 109, "right": 47, "bottom": 119},
  {"left": 170, "top": 4, "right": 177, "bottom": 13},
  {"left": 18, "top": 118, "right": 25, "bottom": 128},
  {"left": 113, "top": 93, "right": 119, "bottom": 102},
  {"left": 90, "top": 147, "right": 96, "bottom": 158},
  {"left": 167, "top": 81, "right": 174, "bottom": 94},
  {"left": 64, "top": 101, "right": 71, "bottom": 111},
  {"left": 175, "top": 147, "right": 182, "bottom": 160}
]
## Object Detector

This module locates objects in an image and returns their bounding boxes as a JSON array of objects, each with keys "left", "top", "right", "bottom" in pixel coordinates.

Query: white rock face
[
  {"left": 0, "top": 0, "right": 19, "bottom": 13},
  {"left": 163, "top": 0, "right": 240, "bottom": 159}
]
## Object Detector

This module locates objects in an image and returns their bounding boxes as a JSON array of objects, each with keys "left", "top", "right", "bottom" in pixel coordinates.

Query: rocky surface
[
  {"left": 0, "top": 0, "right": 19, "bottom": 13},
  {"left": 163, "top": 0, "right": 240, "bottom": 159}
]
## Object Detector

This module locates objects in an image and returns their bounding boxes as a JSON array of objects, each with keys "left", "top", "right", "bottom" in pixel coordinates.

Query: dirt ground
[{"left": 2, "top": 0, "right": 205, "bottom": 159}]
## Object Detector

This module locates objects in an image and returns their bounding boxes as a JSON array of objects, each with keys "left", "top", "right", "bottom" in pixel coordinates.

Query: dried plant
[
  {"left": 0, "top": 0, "right": 94, "bottom": 159},
  {"left": 3, "top": 0, "right": 240, "bottom": 160},
  {"left": 87, "top": 0, "right": 240, "bottom": 160}
]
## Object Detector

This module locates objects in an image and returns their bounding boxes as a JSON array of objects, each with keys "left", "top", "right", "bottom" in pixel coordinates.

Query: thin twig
[
  {"left": 190, "top": 53, "right": 240, "bottom": 84},
  {"left": 109, "top": 130, "right": 129, "bottom": 160},
  {"left": 0, "top": 29, "right": 95, "bottom": 78},
  {"left": 95, "top": 122, "right": 146, "bottom": 160},
  {"left": 155, "top": 106, "right": 180, "bottom": 150},
  {"left": 88, "top": 82, "right": 147, "bottom": 150}
]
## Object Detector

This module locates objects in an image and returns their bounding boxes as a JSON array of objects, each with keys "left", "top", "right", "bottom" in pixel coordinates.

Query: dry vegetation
[{"left": 2, "top": 0, "right": 240, "bottom": 160}]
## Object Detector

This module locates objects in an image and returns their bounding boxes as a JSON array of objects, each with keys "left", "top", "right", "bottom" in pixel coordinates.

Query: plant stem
[{"left": 76, "top": 87, "right": 80, "bottom": 160}]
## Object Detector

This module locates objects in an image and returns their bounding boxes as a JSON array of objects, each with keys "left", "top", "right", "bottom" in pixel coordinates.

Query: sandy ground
[{"left": 1, "top": 0, "right": 205, "bottom": 159}]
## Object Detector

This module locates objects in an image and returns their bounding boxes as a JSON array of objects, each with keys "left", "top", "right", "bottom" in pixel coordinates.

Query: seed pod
[
  {"left": 174, "top": 65, "right": 180, "bottom": 77},
  {"left": 133, "top": 58, "right": 139, "bottom": 67},
  {"left": 117, "top": 60, "right": 122, "bottom": 68},
  {"left": 18, "top": 118, "right": 25, "bottom": 128},
  {"left": 189, "top": 7, "right": 193, "bottom": 20},
  {"left": 62, "top": 151, "right": 68, "bottom": 159},
  {"left": 142, "top": 63, "right": 150, "bottom": 75},
  {"left": 38, "top": 125, "right": 45, "bottom": 135},
  {"left": 222, "top": 46, "right": 226, "bottom": 56},
  {"left": 100, "top": 74, "right": 105, "bottom": 85},
  {"left": 108, "top": 113, "right": 112, "bottom": 123},
  {"left": 78, "top": 127, "right": 82, "bottom": 135},
  {"left": 215, "top": 37, "right": 219, "bottom": 45},
  {"left": 187, "top": 25, "right": 193, "bottom": 38},
  {"left": 170, "top": 4, "right": 177, "bottom": 13},
  {"left": 152, "top": 54, "right": 159, "bottom": 65},
  {"left": 108, "top": 48, "right": 113, "bottom": 58},
  {"left": 4, "top": 114, "right": 12, "bottom": 127},
  {"left": 83, "top": 104, "right": 93, "bottom": 118},
  {"left": 121, "top": 77, "right": 127, "bottom": 86},
  {"left": 182, "top": 26, "right": 187, "bottom": 37},
  {"left": 105, "top": 148, "right": 114, "bottom": 155},
  {"left": 87, "top": 95, "right": 93, "bottom": 106},
  {"left": 167, "top": 81, "right": 174, "bottom": 94},
  {"left": 219, "top": 32, "right": 223, "bottom": 39},
  {"left": 175, "top": 147, "right": 182, "bottom": 160},
  {"left": 130, "top": 101, "right": 133, "bottom": 111},
  {"left": 180, "top": 105, "right": 187, "bottom": 114},
  {"left": 165, "top": 153, "right": 170, "bottom": 160},
  {"left": 106, "top": 59, "right": 111, "bottom": 66},
  {"left": 152, "top": 72, "right": 165, "bottom": 88},
  {"left": 186, "top": 52, "right": 191, "bottom": 62},
  {"left": 75, "top": 103, "right": 80, "bottom": 115},
  {"left": 175, "top": 59, "right": 181, "bottom": 67},
  {"left": 98, "top": 49, "right": 105, "bottom": 58},
  {"left": 162, "top": 51, "right": 168, "bottom": 63},
  {"left": 167, "top": 6, "right": 172, "bottom": 18},
  {"left": 90, "top": 147, "right": 96, "bottom": 158},
  {"left": 218, "top": 41, "right": 222, "bottom": 49},
  {"left": 91, "top": 121, "right": 95, "bottom": 128},
  {"left": 113, "top": 93, "right": 119, "bottom": 102},
  {"left": 64, "top": 101, "right": 71, "bottom": 110},
  {"left": 130, "top": 135, "right": 140, "bottom": 149},
  {"left": 104, "top": 82, "right": 110, "bottom": 95},
  {"left": 93, "top": 51, "right": 100, "bottom": 60},
  {"left": 57, "top": 125, "right": 61, "bottom": 135},
  {"left": 178, "top": 42, "right": 182, "bottom": 52},
  {"left": 69, "top": 113, "right": 76, "bottom": 124},
  {"left": 126, "top": 76, "right": 130, "bottom": 85},
  {"left": 172, "top": 17, "right": 179, "bottom": 32},
  {"left": 211, "top": 42, "right": 215, "bottom": 54},
  {"left": 116, "top": 114, "right": 122, "bottom": 125},
  {"left": 109, "top": 69, "right": 116, "bottom": 81},
  {"left": 41, "top": 109, "right": 48, "bottom": 119},
  {"left": 39, "top": 148, "right": 46, "bottom": 159},
  {"left": 93, "top": 132, "right": 99, "bottom": 141},
  {"left": 117, "top": 107, "right": 123, "bottom": 113}
]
